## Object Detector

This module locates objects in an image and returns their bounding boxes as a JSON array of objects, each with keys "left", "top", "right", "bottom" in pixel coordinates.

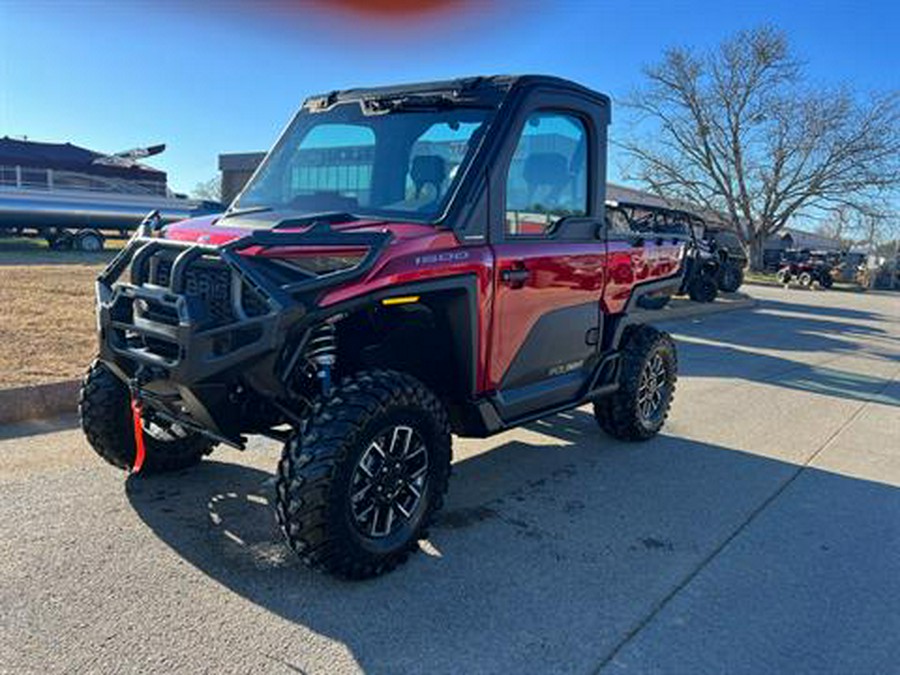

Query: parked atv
[
  {"left": 80, "top": 76, "right": 686, "bottom": 579},
  {"left": 776, "top": 250, "right": 835, "bottom": 288},
  {"left": 606, "top": 200, "right": 719, "bottom": 309}
]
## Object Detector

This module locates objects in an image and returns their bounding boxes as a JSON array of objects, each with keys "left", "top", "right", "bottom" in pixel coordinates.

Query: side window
[{"left": 505, "top": 112, "right": 588, "bottom": 236}]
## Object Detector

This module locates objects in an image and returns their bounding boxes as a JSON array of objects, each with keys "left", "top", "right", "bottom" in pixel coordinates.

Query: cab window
[{"left": 505, "top": 112, "right": 588, "bottom": 236}]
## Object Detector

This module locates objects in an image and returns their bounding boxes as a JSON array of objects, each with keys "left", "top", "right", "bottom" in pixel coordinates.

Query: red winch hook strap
[{"left": 130, "top": 397, "right": 147, "bottom": 474}]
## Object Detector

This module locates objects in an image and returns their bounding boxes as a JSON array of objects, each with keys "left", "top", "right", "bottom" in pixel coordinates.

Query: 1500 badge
[{"left": 415, "top": 251, "right": 470, "bottom": 265}]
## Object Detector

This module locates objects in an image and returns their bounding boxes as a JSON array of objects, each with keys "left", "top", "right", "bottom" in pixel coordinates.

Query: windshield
[{"left": 233, "top": 102, "right": 494, "bottom": 222}]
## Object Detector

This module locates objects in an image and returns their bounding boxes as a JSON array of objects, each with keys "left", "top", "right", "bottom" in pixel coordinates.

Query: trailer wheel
[
  {"left": 47, "top": 231, "right": 74, "bottom": 251},
  {"left": 79, "top": 360, "right": 214, "bottom": 473},
  {"left": 275, "top": 369, "right": 451, "bottom": 579},
  {"left": 76, "top": 230, "right": 104, "bottom": 252}
]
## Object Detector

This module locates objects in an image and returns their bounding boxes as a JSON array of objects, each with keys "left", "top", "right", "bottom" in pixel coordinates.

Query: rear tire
[
  {"left": 819, "top": 273, "right": 833, "bottom": 289},
  {"left": 79, "top": 360, "right": 214, "bottom": 473},
  {"left": 594, "top": 325, "right": 677, "bottom": 441},
  {"left": 275, "top": 369, "right": 451, "bottom": 579}
]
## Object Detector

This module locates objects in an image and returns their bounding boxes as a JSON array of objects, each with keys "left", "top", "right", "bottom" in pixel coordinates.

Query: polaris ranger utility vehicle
[
  {"left": 606, "top": 200, "right": 718, "bottom": 310},
  {"left": 80, "top": 76, "right": 686, "bottom": 579}
]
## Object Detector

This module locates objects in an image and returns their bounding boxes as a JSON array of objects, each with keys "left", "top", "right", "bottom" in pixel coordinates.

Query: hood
[{"left": 163, "top": 210, "right": 439, "bottom": 247}]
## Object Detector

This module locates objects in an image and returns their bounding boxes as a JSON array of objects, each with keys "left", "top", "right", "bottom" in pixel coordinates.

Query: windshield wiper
[{"left": 221, "top": 205, "right": 273, "bottom": 220}]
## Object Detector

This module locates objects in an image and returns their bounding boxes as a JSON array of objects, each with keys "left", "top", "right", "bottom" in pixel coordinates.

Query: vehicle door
[{"left": 487, "top": 98, "right": 608, "bottom": 421}]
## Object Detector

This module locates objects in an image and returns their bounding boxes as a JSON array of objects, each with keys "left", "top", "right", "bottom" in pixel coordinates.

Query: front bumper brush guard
[{"left": 96, "top": 223, "right": 392, "bottom": 386}]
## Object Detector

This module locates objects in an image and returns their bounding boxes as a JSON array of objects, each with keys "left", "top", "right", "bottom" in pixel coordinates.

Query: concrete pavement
[{"left": 1, "top": 285, "right": 898, "bottom": 674}]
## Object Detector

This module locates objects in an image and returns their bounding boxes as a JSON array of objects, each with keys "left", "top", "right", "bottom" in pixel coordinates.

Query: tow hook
[{"left": 129, "top": 386, "right": 147, "bottom": 474}]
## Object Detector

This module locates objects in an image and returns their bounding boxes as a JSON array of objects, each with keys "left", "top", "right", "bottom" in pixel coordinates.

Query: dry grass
[{"left": 0, "top": 240, "right": 113, "bottom": 388}]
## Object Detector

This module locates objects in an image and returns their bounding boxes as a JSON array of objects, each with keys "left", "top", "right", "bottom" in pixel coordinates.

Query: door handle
[{"left": 501, "top": 267, "right": 530, "bottom": 286}]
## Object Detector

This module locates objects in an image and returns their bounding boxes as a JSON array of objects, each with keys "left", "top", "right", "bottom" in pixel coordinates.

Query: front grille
[{"left": 144, "top": 254, "right": 269, "bottom": 328}]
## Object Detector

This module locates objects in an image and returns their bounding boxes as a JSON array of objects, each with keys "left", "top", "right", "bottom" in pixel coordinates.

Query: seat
[
  {"left": 522, "top": 152, "right": 569, "bottom": 207},
  {"left": 410, "top": 155, "right": 447, "bottom": 201}
]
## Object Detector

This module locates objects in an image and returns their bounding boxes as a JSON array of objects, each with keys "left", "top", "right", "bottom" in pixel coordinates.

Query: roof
[
  {"left": 305, "top": 75, "right": 611, "bottom": 111},
  {"left": 0, "top": 137, "right": 166, "bottom": 182}
]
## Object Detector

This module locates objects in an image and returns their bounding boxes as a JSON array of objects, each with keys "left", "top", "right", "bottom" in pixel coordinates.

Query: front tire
[
  {"left": 718, "top": 264, "right": 744, "bottom": 292},
  {"left": 79, "top": 360, "right": 214, "bottom": 473},
  {"left": 594, "top": 325, "right": 677, "bottom": 441},
  {"left": 688, "top": 274, "right": 718, "bottom": 302},
  {"left": 275, "top": 370, "right": 451, "bottom": 579}
]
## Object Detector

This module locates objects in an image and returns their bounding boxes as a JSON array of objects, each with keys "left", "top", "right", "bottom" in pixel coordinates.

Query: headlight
[{"left": 259, "top": 246, "right": 368, "bottom": 276}]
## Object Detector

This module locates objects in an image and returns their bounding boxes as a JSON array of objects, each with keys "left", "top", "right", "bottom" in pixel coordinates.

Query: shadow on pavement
[
  {"left": 667, "top": 293, "right": 900, "bottom": 406},
  {"left": 124, "top": 408, "right": 900, "bottom": 672}
]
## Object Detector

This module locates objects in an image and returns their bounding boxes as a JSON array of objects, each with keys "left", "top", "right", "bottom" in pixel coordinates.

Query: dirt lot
[{"left": 0, "top": 240, "right": 113, "bottom": 388}]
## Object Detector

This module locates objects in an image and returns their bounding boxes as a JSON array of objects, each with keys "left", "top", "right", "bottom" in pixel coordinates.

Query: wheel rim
[
  {"left": 80, "top": 236, "right": 101, "bottom": 252},
  {"left": 637, "top": 352, "right": 668, "bottom": 422},
  {"left": 349, "top": 424, "right": 429, "bottom": 539}
]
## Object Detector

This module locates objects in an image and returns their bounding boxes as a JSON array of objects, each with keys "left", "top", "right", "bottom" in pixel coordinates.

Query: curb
[
  {"left": 0, "top": 379, "right": 79, "bottom": 426},
  {"left": 634, "top": 293, "right": 756, "bottom": 323}
]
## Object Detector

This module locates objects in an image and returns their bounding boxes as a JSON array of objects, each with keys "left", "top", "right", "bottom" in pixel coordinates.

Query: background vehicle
[
  {"left": 79, "top": 75, "right": 686, "bottom": 579},
  {"left": 606, "top": 200, "right": 719, "bottom": 309},
  {"left": 0, "top": 138, "right": 221, "bottom": 250},
  {"left": 776, "top": 249, "right": 835, "bottom": 288},
  {"left": 704, "top": 226, "right": 747, "bottom": 292}
]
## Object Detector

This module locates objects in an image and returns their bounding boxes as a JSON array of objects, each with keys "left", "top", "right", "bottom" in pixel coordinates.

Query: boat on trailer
[{"left": 0, "top": 137, "right": 221, "bottom": 251}]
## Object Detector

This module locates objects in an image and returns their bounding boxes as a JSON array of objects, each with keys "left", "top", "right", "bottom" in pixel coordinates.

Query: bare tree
[
  {"left": 619, "top": 26, "right": 900, "bottom": 269},
  {"left": 192, "top": 175, "right": 222, "bottom": 203}
]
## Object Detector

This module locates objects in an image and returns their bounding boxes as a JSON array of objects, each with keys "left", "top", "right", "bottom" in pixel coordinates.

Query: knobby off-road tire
[
  {"left": 79, "top": 360, "right": 214, "bottom": 473},
  {"left": 275, "top": 369, "right": 452, "bottom": 580},
  {"left": 688, "top": 274, "right": 718, "bottom": 303},
  {"left": 593, "top": 325, "right": 677, "bottom": 441},
  {"left": 718, "top": 264, "right": 744, "bottom": 293}
]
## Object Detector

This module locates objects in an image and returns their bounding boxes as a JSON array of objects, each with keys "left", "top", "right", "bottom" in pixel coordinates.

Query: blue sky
[{"left": 2, "top": 0, "right": 898, "bottom": 196}]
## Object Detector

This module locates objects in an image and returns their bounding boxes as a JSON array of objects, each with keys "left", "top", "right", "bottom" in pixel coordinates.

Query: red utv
[{"left": 80, "top": 76, "right": 687, "bottom": 578}]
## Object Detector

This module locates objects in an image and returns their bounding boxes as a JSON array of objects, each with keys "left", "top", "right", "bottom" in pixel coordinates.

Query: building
[{"left": 219, "top": 152, "right": 265, "bottom": 204}]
